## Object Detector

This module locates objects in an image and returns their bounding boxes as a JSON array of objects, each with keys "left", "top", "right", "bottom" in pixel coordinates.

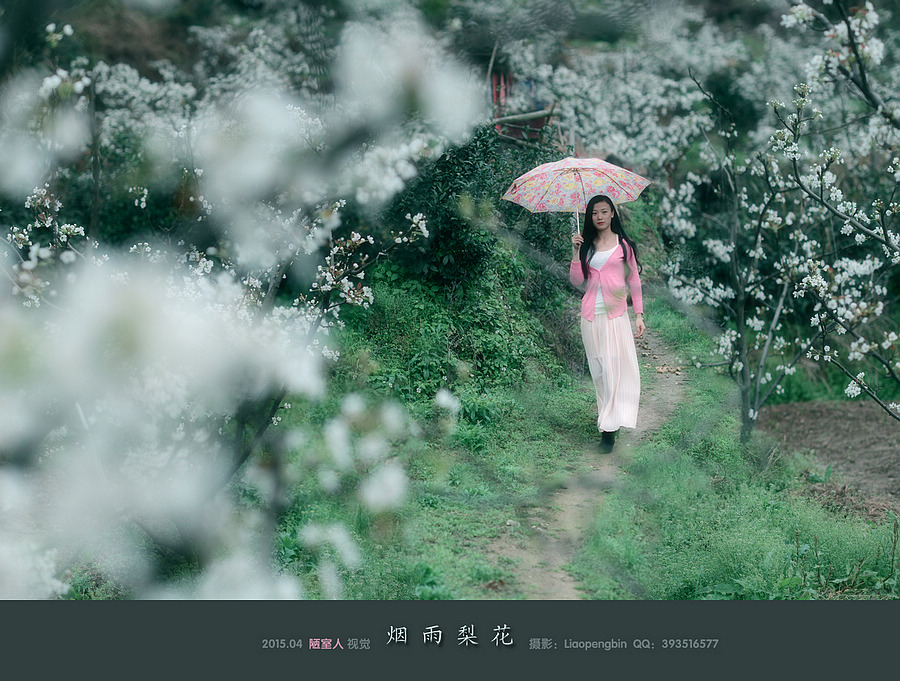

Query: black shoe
[{"left": 599, "top": 430, "right": 616, "bottom": 453}]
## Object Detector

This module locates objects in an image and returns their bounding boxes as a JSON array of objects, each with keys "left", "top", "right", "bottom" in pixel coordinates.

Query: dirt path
[{"left": 488, "top": 328, "right": 688, "bottom": 599}]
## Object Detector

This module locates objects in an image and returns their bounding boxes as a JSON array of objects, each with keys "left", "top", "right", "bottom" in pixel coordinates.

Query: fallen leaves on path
[
  {"left": 641, "top": 361, "right": 683, "bottom": 375},
  {"left": 654, "top": 363, "right": 683, "bottom": 375}
]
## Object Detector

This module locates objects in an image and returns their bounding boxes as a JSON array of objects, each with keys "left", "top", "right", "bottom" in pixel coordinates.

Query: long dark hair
[{"left": 579, "top": 194, "right": 642, "bottom": 280}]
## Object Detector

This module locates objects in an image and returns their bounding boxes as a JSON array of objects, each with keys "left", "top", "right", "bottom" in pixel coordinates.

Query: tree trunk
[{"left": 89, "top": 79, "right": 101, "bottom": 239}]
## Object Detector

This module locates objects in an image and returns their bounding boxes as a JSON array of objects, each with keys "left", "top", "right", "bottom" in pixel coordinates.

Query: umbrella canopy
[{"left": 501, "top": 157, "right": 651, "bottom": 213}]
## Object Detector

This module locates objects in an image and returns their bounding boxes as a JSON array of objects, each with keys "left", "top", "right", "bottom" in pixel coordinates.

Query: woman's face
[{"left": 592, "top": 202, "right": 614, "bottom": 232}]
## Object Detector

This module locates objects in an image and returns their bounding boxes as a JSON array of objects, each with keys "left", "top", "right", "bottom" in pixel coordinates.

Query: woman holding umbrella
[
  {"left": 570, "top": 194, "right": 644, "bottom": 452},
  {"left": 502, "top": 157, "right": 650, "bottom": 451}
]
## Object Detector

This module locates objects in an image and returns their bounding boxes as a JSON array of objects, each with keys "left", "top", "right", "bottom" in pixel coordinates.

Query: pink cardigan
[{"left": 569, "top": 244, "right": 643, "bottom": 321}]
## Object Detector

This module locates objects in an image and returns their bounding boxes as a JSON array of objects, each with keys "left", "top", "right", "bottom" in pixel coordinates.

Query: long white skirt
[{"left": 580, "top": 312, "right": 640, "bottom": 432}]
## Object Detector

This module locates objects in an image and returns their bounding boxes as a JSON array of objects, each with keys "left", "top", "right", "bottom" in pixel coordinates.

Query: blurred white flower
[
  {"left": 194, "top": 91, "right": 318, "bottom": 207},
  {"left": 324, "top": 418, "right": 353, "bottom": 469},
  {"left": 0, "top": 541, "right": 68, "bottom": 599},
  {"left": 358, "top": 462, "right": 407, "bottom": 512},
  {"left": 435, "top": 388, "right": 460, "bottom": 414},
  {"left": 357, "top": 434, "right": 388, "bottom": 462},
  {"left": 187, "top": 553, "right": 304, "bottom": 600},
  {"left": 317, "top": 560, "right": 343, "bottom": 599},
  {"left": 379, "top": 402, "right": 407, "bottom": 436},
  {"left": 0, "top": 75, "right": 51, "bottom": 195},
  {"left": 334, "top": 15, "right": 486, "bottom": 140},
  {"left": 48, "top": 108, "right": 90, "bottom": 159},
  {"left": 341, "top": 393, "right": 366, "bottom": 419},
  {"left": 300, "top": 523, "right": 362, "bottom": 569}
]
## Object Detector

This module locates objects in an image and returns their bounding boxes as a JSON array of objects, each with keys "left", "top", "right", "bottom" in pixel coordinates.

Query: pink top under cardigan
[{"left": 569, "top": 243, "right": 643, "bottom": 321}]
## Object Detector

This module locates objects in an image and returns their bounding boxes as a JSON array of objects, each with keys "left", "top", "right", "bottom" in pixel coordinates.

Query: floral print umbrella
[{"left": 501, "top": 157, "right": 651, "bottom": 213}]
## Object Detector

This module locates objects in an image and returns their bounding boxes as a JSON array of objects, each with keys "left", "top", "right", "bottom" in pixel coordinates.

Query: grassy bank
[
  {"left": 274, "top": 362, "right": 603, "bottom": 599},
  {"left": 272, "top": 287, "right": 899, "bottom": 600},
  {"left": 569, "top": 296, "right": 900, "bottom": 600}
]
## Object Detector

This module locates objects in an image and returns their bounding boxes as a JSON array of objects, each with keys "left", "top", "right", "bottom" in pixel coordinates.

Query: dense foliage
[{"left": 1, "top": 0, "right": 897, "bottom": 599}]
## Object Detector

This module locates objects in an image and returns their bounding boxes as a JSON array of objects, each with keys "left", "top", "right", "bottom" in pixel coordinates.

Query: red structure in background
[
  {"left": 492, "top": 72, "right": 512, "bottom": 112},
  {"left": 491, "top": 71, "right": 551, "bottom": 142}
]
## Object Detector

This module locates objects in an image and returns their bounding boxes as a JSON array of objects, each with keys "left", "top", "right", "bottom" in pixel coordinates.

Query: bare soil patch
[
  {"left": 487, "top": 328, "right": 688, "bottom": 599},
  {"left": 757, "top": 400, "right": 900, "bottom": 519}
]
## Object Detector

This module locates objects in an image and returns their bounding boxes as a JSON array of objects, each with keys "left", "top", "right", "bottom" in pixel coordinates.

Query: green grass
[
  {"left": 272, "top": 369, "right": 601, "bottom": 599},
  {"left": 270, "top": 292, "right": 900, "bottom": 601},
  {"left": 569, "top": 296, "right": 900, "bottom": 600}
]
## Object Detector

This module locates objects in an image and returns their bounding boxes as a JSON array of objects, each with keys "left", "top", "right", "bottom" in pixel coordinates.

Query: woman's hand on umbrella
[{"left": 571, "top": 233, "right": 583, "bottom": 256}]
